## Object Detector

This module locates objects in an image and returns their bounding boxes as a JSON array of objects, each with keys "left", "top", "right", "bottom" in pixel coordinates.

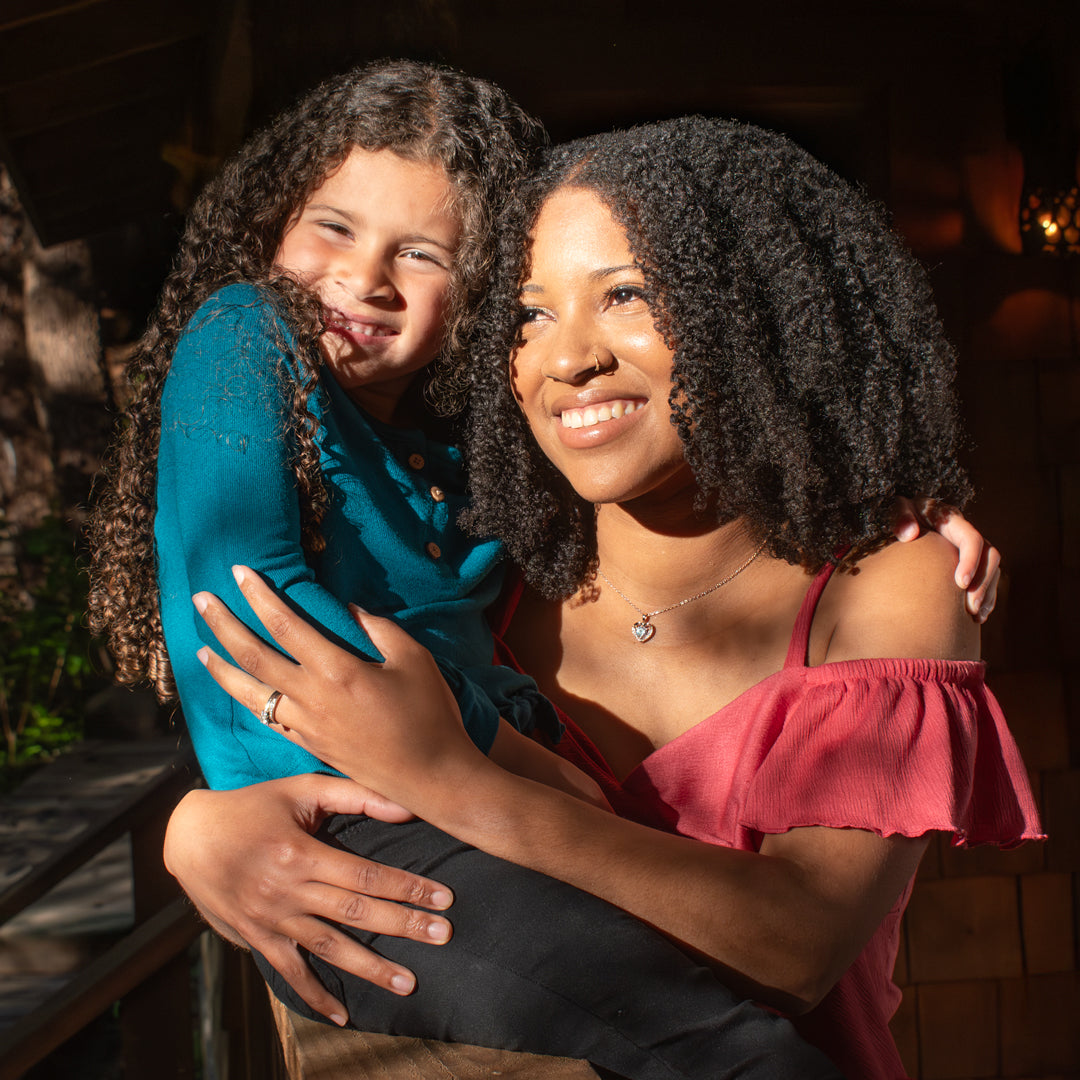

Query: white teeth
[
  {"left": 333, "top": 320, "right": 392, "bottom": 337},
  {"left": 560, "top": 400, "right": 640, "bottom": 427}
]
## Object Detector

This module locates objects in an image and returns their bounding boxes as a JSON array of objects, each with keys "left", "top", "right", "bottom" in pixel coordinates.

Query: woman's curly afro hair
[
  {"left": 88, "top": 59, "right": 546, "bottom": 699},
  {"left": 462, "top": 115, "right": 972, "bottom": 599}
]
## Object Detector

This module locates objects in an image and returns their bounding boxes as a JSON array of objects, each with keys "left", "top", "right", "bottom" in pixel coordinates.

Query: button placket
[{"left": 405, "top": 448, "right": 446, "bottom": 565}]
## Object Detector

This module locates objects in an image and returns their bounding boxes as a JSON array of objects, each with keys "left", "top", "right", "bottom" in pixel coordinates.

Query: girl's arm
[
  {"left": 156, "top": 288, "right": 391, "bottom": 789},
  {"left": 891, "top": 497, "right": 1000, "bottom": 621},
  {"left": 193, "top": 540, "right": 970, "bottom": 1011}
]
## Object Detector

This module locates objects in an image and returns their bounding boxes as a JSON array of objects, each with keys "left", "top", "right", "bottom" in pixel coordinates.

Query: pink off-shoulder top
[{"left": 493, "top": 559, "right": 1043, "bottom": 1080}]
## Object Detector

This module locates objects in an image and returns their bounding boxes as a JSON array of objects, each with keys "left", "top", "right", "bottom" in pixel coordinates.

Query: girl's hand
[
  {"left": 892, "top": 498, "right": 1000, "bottom": 622},
  {"left": 192, "top": 566, "right": 489, "bottom": 808},
  {"left": 163, "top": 775, "right": 455, "bottom": 1023}
]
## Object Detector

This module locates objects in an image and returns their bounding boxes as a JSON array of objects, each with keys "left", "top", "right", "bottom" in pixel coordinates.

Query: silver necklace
[{"left": 597, "top": 535, "right": 770, "bottom": 643}]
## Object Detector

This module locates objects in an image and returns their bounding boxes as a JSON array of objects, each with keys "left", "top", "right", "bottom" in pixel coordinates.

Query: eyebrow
[
  {"left": 520, "top": 264, "right": 640, "bottom": 295},
  {"left": 304, "top": 204, "right": 457, "bottom": 254}
]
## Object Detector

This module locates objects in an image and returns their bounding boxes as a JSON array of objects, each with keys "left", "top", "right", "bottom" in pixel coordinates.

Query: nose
[
  {"left": 337, "top": 246, "right": 396, "bottom": 304},
  {"left": 540, "top": 318, "right": 614, "bottom": 384}
]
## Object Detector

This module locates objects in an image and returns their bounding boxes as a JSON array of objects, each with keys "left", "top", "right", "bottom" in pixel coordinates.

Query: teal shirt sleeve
[{"left": 155, "top": 285, "right": 500, "bottom": 789}]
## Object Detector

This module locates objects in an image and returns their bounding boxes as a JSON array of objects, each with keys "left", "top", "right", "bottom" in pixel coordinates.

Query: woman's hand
[
  {"left": 192, "top": 566, "right": 490, "bottom": 808},
  {"left": 892, "top": 498, "right": 1000, "bottom": 621},
  {"left": 163, "top": 774, "right": 455, "bottom": 1022}
]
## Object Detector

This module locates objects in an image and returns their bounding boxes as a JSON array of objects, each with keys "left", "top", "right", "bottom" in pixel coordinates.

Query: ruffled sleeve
[{"left": 740, "top": 659, "right": 1044, "bottom": 848}]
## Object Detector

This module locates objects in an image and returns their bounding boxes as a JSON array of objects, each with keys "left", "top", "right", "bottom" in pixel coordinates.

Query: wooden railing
[{"left": 0, "top": 738, "right": 279, "bottom": 1080}]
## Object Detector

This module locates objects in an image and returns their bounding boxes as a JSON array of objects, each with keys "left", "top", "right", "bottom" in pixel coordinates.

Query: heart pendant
[{"left": 632, "top": 619, "right": 655, "bottom": 643}]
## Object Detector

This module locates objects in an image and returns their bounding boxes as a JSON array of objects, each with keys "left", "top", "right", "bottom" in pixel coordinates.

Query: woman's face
[{"left": 510, "top": 186, "right": 692, "bottom": 506}]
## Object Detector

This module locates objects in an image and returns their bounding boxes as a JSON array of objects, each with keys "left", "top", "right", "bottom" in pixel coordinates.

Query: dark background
[{"left": 0, "top": 1, "right": 1077, "bottom": 1074}]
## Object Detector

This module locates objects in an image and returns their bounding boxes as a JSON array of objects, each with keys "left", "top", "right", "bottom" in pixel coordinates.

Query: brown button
[
  {"left": 408, "top": 453, "right": 425, "bottom": 470},
  {"left": 429, "top": 485, "right": 445, "bottom": 503},
  {"left": 425, "top": 541, "right": 442, "bottom": 559}
]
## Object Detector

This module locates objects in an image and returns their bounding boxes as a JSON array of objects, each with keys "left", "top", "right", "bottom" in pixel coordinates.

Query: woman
[{"left": 171, "top": 117, "right": 1037, "bottom": 1078}]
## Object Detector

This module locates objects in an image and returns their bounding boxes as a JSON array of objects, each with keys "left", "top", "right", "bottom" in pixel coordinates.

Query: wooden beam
[
  {"left": 0, "top": 0, "right": 103, "bottom": 36},
  {"left": 0, "top": 0, "right": 216, "bottom": 91},
  {"left": 0, "top": 40, "right": 202, "bottom": 138}
]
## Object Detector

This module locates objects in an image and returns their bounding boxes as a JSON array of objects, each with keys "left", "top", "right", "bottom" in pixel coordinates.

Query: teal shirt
[{"left": 155, "top": 284, "right": 552, "bottom": 790}]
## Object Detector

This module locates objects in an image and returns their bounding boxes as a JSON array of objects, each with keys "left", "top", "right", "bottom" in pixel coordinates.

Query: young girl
[{"left": 87, "top": 60, "right": 597, "bottom": 799}]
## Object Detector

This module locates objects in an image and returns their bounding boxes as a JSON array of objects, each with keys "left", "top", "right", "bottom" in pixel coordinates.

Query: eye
[
  {"left": 517, "top": 305, "right": 547, "bottom": 326},
  {"left": 318, "top": 220, "right": 353, "bottom": 239},
  {"left": 401, "top": 248, "right": 448, "bottom": 269},
  {"left": 608, "top": 284, "right": 646, "bottom": 306}
]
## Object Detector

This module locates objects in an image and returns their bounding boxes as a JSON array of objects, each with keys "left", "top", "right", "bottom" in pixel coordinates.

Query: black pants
[{"left": 255, "top": 816, "right": 843, "bottom": 1080}]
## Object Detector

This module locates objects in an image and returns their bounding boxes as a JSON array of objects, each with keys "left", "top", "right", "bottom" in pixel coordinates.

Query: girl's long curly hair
[
  {"left": 462, "top": 116, "right": 972, "bottom": 599},
  {"left": 88, "top": 59, "right": 546, "bottom": 700}
]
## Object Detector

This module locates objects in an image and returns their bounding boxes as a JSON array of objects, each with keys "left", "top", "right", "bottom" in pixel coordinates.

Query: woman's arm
[
  {"left": 488, "top": 720, "right": 611, "bottom": 808},
  {"left": 164, "top": 774, "right": 455, "bottom": 1019},
  {"left": 194, "top": 548, "right": 964, "bottom": 1011}
]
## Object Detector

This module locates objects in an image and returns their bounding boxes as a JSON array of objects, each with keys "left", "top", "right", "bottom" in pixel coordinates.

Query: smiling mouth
[
  {"left": 326, "top": 315, "right": 396, "bottom": 338},
  {"left": 560, "top": 400, "right": 643, "bottom": 429}
]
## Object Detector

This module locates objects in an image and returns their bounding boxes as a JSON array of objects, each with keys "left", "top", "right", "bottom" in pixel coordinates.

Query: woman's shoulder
[{"left": 816, "top": 533, "right": 979, "bottom": 664}]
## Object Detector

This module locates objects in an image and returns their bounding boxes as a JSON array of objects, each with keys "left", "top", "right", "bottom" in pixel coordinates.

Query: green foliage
[{"left": 0, "top": 516, "right": 108, "bottom": 783}]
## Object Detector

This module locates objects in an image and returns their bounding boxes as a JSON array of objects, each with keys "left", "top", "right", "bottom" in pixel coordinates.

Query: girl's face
[
  {"left": 510, "top": 186, "right": 692, "bottom": 506},
  {"left": 276, "top": 147, "right": 461, "bottom": 422}
]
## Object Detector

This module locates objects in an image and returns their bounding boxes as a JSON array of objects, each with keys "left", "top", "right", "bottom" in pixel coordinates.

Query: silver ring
[{"left": 260, "top": 689, "right": 283, "bottom": 726}]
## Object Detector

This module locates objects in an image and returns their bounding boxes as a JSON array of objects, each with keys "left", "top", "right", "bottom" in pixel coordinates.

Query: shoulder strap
[{"left": 784, "top": 555, "right": 843, "bottom": 669}]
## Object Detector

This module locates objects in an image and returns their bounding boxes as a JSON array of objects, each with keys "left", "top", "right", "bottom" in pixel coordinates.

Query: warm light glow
[{"left": 1020, "top": 185, "right": 1080, "bottom": 255}]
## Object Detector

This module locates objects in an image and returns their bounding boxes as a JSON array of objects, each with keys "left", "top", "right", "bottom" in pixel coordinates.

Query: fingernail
[
  {"left": 391, "top": 972, "right": 415, "bottom": 995},
  {"left": 958, "top": 571, "right": 972, "bottom": 589},
  {"left": 430, "top": 889, "right": 453, "bottom": 909},
  {"left": 197, "top": 647, "right": 209, "bottom": 667},
  {"left": 193, "top": 593, "right": 208, "bottom": 614},
  {"left": 347, "top": 602, "right": 369, "bottom": 616},
  {"left": 427, "top": 920, "right": 450, "bottom": 942},
  {"left": 978, "top": 604, "right": 991, "bottom": 623},
  {"left": 232, "top": 565, "right": 246, "bottom": 585},
  {"left": 329, "top": 1012, "right": 347, "bottom": 1027}
]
